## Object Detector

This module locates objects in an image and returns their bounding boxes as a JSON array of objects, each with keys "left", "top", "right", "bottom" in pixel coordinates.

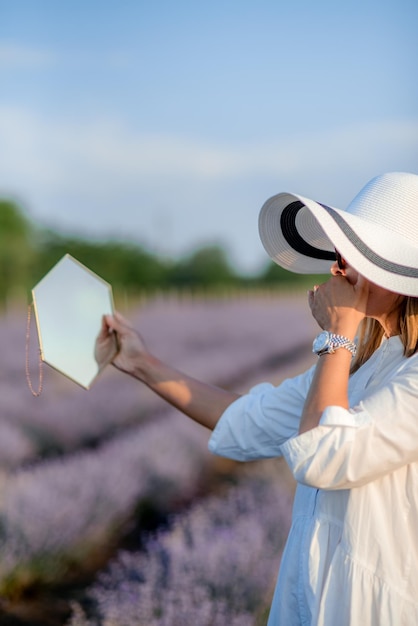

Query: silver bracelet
[{"left": 312, "top": 330, "right": 357, "bottom": 357}]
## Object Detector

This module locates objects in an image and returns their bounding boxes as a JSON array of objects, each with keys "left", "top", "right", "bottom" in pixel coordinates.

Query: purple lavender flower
[{"left": 76, "top": 466, "right": 293, "bottom": 625}]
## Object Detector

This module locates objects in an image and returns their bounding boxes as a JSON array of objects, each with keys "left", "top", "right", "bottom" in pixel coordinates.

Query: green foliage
[
  {"left": 0, "top": 199, "right": 36, "bottom": 304},
  {"left": 260, "top": 261, "right": 304, "bottom": 284},
  {"left": 0, "top": 197, "right": 332, "bottom": 305},
  {"left": 259, "top": 260, "right": 330, "bottom": 289},
  {"left": 168, "top": 245, "right": 236, "bottom": 288},
  {"left": 31, "top": 231, "right": 169, "bottom": 291}
]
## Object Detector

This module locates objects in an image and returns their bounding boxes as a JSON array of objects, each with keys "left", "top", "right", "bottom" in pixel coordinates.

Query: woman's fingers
[
  {"left": 104, "top": 311, "right": 131, "bottom": 334},
  {"left": 308, "top": 275, "right": 367, "bottom": 335}
]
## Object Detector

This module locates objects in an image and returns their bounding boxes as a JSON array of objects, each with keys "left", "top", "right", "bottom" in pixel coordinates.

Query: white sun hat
[{"left": 258, "top": 171, "right": 418, "bottom": 297}]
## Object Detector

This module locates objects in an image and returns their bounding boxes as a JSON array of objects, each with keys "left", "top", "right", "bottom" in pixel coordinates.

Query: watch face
[{"left": 313, "top": 331, "right": 330, "bottom": 353}]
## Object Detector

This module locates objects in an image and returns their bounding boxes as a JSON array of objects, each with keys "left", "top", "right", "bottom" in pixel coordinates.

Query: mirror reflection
[{"left": 32, "top": 254, "right": 117, "bottom": 389}]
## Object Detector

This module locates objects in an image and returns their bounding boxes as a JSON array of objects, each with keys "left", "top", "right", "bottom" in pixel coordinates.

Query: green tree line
[{"left": 0, "top": 198, "right": 320, "bottom": 306}]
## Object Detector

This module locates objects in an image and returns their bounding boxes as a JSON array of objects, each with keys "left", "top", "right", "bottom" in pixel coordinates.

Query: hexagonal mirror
[{"left": 31, "top": 254, "right": 117, "bottom": 389}]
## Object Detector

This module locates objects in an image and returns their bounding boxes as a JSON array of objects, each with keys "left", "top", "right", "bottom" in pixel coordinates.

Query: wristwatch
[{"left": 312, "top": 330, "right": 357, "bottom": 357}]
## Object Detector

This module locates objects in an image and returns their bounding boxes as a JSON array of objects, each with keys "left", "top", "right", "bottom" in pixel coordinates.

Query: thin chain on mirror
[{"left": 25, "top": 302, "right": 44, "bottom": 397}]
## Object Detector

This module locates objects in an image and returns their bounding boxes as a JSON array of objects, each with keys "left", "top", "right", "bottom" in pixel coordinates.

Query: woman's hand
[
  {"left": 97, "top": 311, "right": 150, "bottom": 379},
  {"left": 307, "top": 274, "right": 369, "bottom": 339},
  {"left": 94, "top": 318, "right": 118, "bottom": 370}
]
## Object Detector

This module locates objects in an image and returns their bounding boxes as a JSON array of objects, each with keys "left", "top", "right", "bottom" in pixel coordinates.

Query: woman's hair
[{"left": 351, "top": 296, "right": 418, "bottom": 374}]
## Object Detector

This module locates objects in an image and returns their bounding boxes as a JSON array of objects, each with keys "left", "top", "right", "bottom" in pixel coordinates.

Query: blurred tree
[
  {"left": 259, "top": 261, "right": 302, "bottom": 284},
  {"left": 31, "top": 231, "right": 170, "bottom": 293},
  {"left": 0, "top": 199, "right": 35, "bottom": 305},
  {"left": 259, "top": 260, "right": 330, "bottom": 288},
  {"left": 0, "top": 196, "right": 322, "bottom": 303},
  {"left": 85, "top": 240, "right": 169, "bottom": 290},
  {"left": 168, "top": 245, "right": 236, "bottom": 288}
]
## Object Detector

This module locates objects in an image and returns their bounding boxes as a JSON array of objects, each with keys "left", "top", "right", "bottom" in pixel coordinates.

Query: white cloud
[
  {"left": 0, "top": 106, "right": 417, "bottom": 271},
  {"left": 1, "top": 106, "right": 417, "bottom": 185}
]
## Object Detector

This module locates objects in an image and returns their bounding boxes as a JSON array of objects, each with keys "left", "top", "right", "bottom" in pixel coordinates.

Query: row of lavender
[
  {"left": 0, "top": 409, "right": 214, "bottom": 596},
  {"left": 0, "top": 294, "right": 316, "bottom": 609},
  {"left": 67, "top": 462, "right": 294, "bottom": 626},
  {"left": 1, "top": 294, "right": 316, "bottom": 468}
]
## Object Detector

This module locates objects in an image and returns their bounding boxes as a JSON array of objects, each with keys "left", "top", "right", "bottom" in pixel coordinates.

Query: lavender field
[{"left": 0, "top": 292, "right": 317, "bottom": 625}]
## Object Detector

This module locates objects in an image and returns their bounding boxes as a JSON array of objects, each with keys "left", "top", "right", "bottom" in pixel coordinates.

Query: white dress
[{"left": 208, "top": 336, "right": 418, "bottom": 625}]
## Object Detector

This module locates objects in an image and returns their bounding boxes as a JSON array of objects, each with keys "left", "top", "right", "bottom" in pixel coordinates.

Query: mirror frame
[{"left": 31, "top": 254, "right": 116, "bottom": 389}]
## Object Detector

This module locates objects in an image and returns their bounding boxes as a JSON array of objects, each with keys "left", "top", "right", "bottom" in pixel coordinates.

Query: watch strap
[
  {"left": 326, "top": 333, "right": 357, "bottom": 356},
  {"left": 313, "top": 331, "right": 357, "bottom": 357}
]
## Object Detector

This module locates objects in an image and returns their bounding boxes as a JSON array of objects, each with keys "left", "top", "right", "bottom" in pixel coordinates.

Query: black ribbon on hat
[{"left": 280, "top": 201, "right": 336, "bottom": 261}]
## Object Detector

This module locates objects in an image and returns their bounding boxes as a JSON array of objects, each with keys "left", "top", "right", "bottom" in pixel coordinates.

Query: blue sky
[{"left": 1, "top": 0, "right": 417, "bottom": 273}]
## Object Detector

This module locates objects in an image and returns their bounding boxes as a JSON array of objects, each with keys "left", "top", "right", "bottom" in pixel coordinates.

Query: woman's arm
[
  {"left": 299, "top": 349, "right": 352, "bottom": 434},
  {"left": 299, "top": 274, "right": 368, "bottom": 434},
  {"left": 98, "top": 312, "right": 240, "bottom": 431},
  {"left": 281, "top": 363, "right": 418, "bottom": 489}
]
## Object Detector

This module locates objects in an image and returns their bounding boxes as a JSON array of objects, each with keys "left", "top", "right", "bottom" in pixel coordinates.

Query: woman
[{"left": 99, "top": 171, "right": 418, "bottom": 625}]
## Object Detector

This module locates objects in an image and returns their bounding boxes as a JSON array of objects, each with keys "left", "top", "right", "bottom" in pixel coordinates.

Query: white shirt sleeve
[
  {"left": 280, "top": 358, "right": 418, "bottom": 489},
  {"left": 208, "top": 365, "right": 315, "bottom": 461}
]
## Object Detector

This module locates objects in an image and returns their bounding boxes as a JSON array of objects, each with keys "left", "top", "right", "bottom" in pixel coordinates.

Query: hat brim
[{"left": 258, "top": 192, "right": 418, "bottom": 296}]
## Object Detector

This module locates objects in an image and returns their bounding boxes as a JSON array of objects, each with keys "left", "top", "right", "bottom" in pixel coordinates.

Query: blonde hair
[{"left": 351, "top": 296, "right": 418, "bottom": 374}]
